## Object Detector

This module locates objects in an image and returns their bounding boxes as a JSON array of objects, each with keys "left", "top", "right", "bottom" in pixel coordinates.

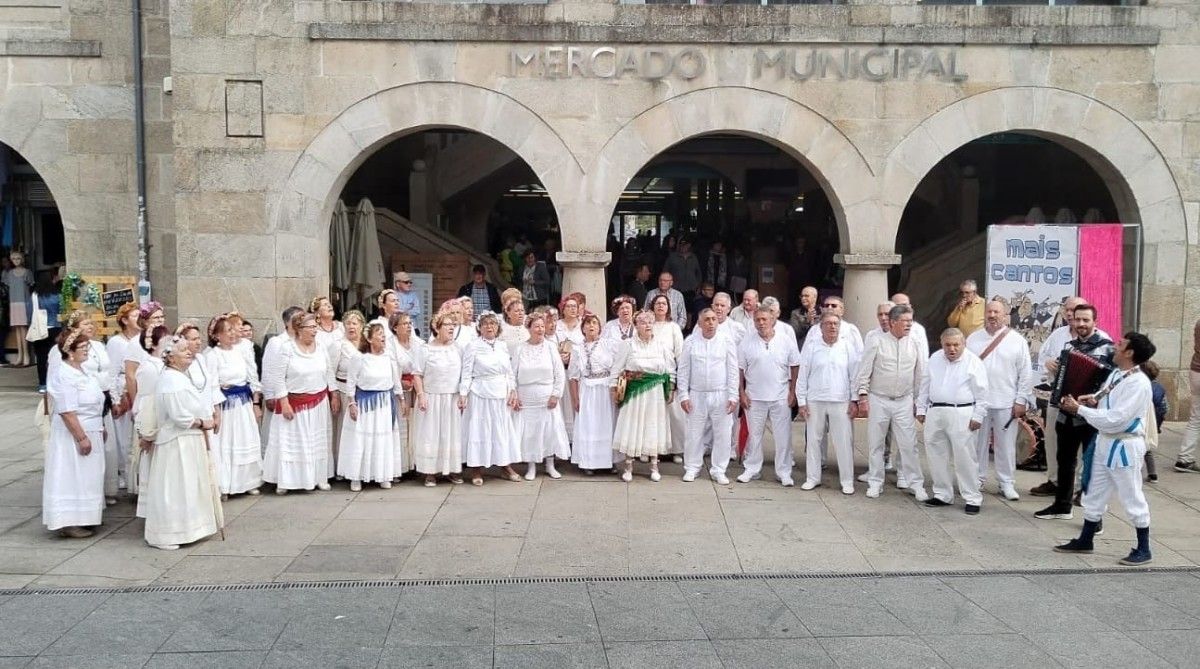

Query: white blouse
[
  {"left": 459, "top": 337, "right": 514, "bottom": 400},
  {"left": 186, "top": 354, "right": 225, "bottom": 408},
  {"left": 652, "top": 321, "right": 684, "bottom": 362},
  {"left": 499, "top": 321, "right": 530, "bottom": 348},
  {"left": 567, "top": 338, "right": 621, "bottom": 380},
  {"left": 106, "top": 333, "right": 135, "bottom": 397},
  {"left": 262, "top": 340, "right": 334, "bottom": 396},
  {"left": 155, "top": 368, "right": 213, "bottom": 446},
  {"left": 51, "top": 365, "right": 105, "bottom": 432},
  {"left": 205, "top": 345, "right": 261, "bottom": 393},
  {"left": 49, "top": 339, "right": 114, "bottom": 395},
  {"left": 556, "top": 320, "right": 585, "bottom": 347},
  {"left": 610, "top": 335, "right": 676, "bottom": 386},
  {"left": 330, "top": 339, "right": 361, "bottom": 391},
  {"left": 315, "top": 321, "right": 345, "bottom": 357},
  {"left": 348, "top": 352, "right": 401, "bottom": 394},
  {"left": 412, "top": 343, "right": 462, "bottom": 395},
  {"left": 512, "top": 340, "right": 565, "bottom": 396},
  {"left": 601, "top": 318, "right": 635, "bottom": 342}
]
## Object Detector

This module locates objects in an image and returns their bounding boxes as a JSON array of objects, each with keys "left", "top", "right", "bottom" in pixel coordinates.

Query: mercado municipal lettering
[{"left": 507, "top": 45, "right": 967, "bottom": 83}]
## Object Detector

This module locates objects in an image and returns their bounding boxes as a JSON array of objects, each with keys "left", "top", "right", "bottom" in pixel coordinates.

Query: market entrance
[
  {"left": 604, "top": 134, "right": 838, "bottom": 324},
  {"left": 1, "top": 143, "right": 65, "bottom": 367},
  {"left": 334, "top": 129, "right": 562, "bottom": 316}
]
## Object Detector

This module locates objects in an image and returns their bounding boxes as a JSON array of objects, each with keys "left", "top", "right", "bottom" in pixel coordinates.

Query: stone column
[
  {"left": 557, "top": 251, "right": 611, "bottom": 309},
  {"left": 409, "top": 159, "right": 429, "bottom": 227},
  {"left": 836, "top": 253, "right": 901, "bottom": 333}
]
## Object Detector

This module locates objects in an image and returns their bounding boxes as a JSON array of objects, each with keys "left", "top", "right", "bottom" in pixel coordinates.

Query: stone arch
[
  {"left": 584, "top": 87, "right": 878, "bottom": 254},
  {"left": 270, "top": 81, "right": 586, "bottom": 274},
  {"left": 881, "top": 87, "right": 1187, "bottom": 253},
  {"left": 0, "top": 116, "right": 78, "bottom": 236}
]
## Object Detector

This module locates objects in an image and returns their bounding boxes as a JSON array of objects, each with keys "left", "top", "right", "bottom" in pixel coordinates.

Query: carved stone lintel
[
  {"left": 835, "top": 253, "right": 902, "bottom": 269},
  {"left": 556, "top": 251, "right": 612, "bottom": 268}
]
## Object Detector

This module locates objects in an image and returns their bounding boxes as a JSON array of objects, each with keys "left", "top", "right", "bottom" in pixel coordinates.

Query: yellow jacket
[{"left": 947, "top": 296, "right": 985, "bottom": 337}]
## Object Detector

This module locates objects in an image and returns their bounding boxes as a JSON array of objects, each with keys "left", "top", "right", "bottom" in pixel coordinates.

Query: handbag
[{"left": 25, "top": 293, "right": 49, "bottom": 342}]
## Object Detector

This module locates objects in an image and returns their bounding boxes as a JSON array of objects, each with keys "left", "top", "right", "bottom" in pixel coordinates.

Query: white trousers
[
  {"left": 805, "top": 401, "right": 853, "bottom": 488},
  {"left": 1180, "top": 370, "right": 1200, "bottom": 464},
  {"left": 1083, "top": 437, "right": 1150, "bottom": 527},
  {"left": 976, "top": 407, "right": 1018, "bottom": 487},
  {"left": 684, "top": 390, "right": 735, "bottom": 477},
  {"left": 744, "top": 398, "right": 793, "bottom": 480},
  {"left": 924, "top": 407, "right": 982, "bottom": 506},
  {"left": 867, "top": 393, "right": 922, "bottom": 488},
  {"left": 1045, "top": 405, "right": 1060, "bottom": 481}
]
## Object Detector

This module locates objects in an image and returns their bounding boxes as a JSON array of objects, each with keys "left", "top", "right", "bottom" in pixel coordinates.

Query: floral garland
[{"left": 58, "top": 272, "right": 103, "bottom": 310}]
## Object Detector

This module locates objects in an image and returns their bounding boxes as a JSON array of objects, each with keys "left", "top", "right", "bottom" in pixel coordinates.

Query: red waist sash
[{"left": 274, "top": 389, "right": 329, "bottom": 414}]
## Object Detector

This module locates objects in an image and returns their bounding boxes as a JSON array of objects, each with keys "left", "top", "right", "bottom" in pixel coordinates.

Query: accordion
[{"left": 1049, "top": 348, "right": 1114, "bottom": 408}]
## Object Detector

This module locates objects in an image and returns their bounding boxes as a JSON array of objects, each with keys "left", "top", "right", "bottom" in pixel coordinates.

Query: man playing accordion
[
  {"left": 1035, "top": 304, "right": 1113, "bottom": 521},
  {"left": 1053, "top": 333, "right": 1157, "bottom": 565}
]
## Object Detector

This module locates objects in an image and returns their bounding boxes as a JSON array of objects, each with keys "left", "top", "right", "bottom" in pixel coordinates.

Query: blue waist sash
[
  {"left": 221, "top": 383, "right": 253, "bottom": 410},
  {"left": 356, "top": 387, "right": 399, "bottom": 425}
]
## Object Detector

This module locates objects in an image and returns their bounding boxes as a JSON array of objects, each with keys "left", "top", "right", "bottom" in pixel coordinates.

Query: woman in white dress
[
  {"left": 434, "top": 299, "right": 477, "bottom": 349},
  {"left": 141, "top": 336, "right": 223, "bottom": 551},
  {"left": 499, "top": 298, "right": 530, "bottom": 348},
  {"left": 556, "top": 297, "right": 583, "bottom": 441},
  {"left": 611, "top": 310, "right": 676, "bottom": 482},
  {"left": 389, "top": 312, "right": 420, "bottom": 477},
  {"left": 511, "top": 312, "right": 570, "bottom": 480},
  {"left": 568, "top": 314, "right": 621, "bottom": 474},
  {"left": 262, "top": 312, "right": 338, "bottom": 494},
  {"left": 204, "top": 314, "right": 263, "bottom": 498},
  {"left": 460, "top": 312, "right": 521, "bottom": 485},
  {"left": 43, "top": 330, "right": 106, "bottom": 538},
  {"left": 329, "top": 310, "right": 364, "bottom": 480},
  {"left": 411, "top": 312, "right": 464, "bottom": 486},
  {"left": 339, "top": 323, "right": 402, "bottom": 491},
  {"left": 105, "top": 302, "right": 140, "bottom": 492},
  {"left": 130, "top": 326, "right": 171, "bottom": 501},
  {"left": 122, "top": 301, "right": 166, "bottom": 406},
  {"left": 311, "top": 296, "right": 345, "bottom": 356},
  {"left": 601, "top": 296, "right": 637, "bottom": 342},
  {"left": 650, "top": 293, "right": 686, "bottom": 464},
  {"left": 371, "top": 289, "right": 400, "bottom": 342},
  {"left": 54, "top": 311, "right": 120, "bottom": 504}
]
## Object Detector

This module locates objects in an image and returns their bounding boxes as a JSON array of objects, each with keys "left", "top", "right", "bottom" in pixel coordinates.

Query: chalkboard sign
[{"left": 102, "top": 288, "right": 135, "bottom": 317}]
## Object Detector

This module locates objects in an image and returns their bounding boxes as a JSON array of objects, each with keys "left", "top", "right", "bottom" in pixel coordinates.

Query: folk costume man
[
  {"left": 917, "top": 328, "right": 989, "bottom": 514},
  {"left": 737, "top": 306, "right": 801, "bottom": 486},
  {"left": 795, "top": 313, "right": 860, "bottom": 494},
  {"left": 1054, "top": 333, "right": 1157, "bottom": 565},
  {"left": 678, "top": 308, "right": 739, "bottom": 484},
  {"left": 966, "top": 300, "right": 1033, "bottom": 501},
  {"left": 854, "top": 304, "right": 928, "bottom": 500}
]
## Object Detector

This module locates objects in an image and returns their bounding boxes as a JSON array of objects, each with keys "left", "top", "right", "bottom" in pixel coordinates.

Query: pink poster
[{"left": 1077, "top": 224, "right": 1123, "bottom": 339}]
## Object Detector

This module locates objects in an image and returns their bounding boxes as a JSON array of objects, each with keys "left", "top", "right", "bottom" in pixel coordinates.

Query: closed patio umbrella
[
  {"left": 329, "top": 200, "right": 353, "bottom": 306},
  {"left": 350, "top": 198, "right": 387, "bottom": 307}
]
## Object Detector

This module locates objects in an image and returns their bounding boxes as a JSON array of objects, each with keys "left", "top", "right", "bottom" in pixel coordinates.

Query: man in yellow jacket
[{"left": 947, "top": 279, "right": 985, "bottom": 337}]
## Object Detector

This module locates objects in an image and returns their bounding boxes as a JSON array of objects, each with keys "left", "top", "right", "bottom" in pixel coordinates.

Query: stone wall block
[
  {"left": 172, "top": 75, "right": 227, "bottom": 114},
  {"left": 1000, "top": 87, "right": 1045, "bottom": 131},
  {"left": 1154, "top": 45, "right": 1200, "bottom": 83},
  {"left": 177, "top": 277, "right": 278, "bottom": 326},
  {"left": 1186, "top": 202, "right": 1199, "bottom": 248},
  {"left": 1138, "top": 121, "right": 1183, "bottom": 160},
  {"left": 175, "top": 191, "right": 267, "bottom": 235},
  {"left": 776, "top": 103, "right": 832, "bottom": 160},
  {"left": 254, "top": 38, "right": 318, "bottom": 76},
  {"left": 923, "top": 102, "right": 975, "bottom": 159},
  {"left": 1155, "top": 239, "right": 1188, "bottom": 286},
  {"left": 273, "top": 233, "right": 322, "bottom": 279},
  {"left": 226, "top": 0, "right": 307, "bottom": 38},
  {"left": 172, "top": 37, "right": 255, "bottom": 75},
  {"left": 1140, "top": 285, "right": 1186, "bottom": 329},
  {"left": 334, "top": 95, "right": 389, "bottom": 146},
  {"left": 288, "top": 152, "right": 340, "bottom": 203},
  {"left": 1139, "top": 198, "right": 1189, "bottom": 248},
  {"left": 41, "top": 84, "right": 132, "bottom": 122},
  {"left": 66, "top": 118, "right": 134, "bottom": 154},
  {"left": 8, "top": 58, "right": 72, "bottom": 85},
  {"left": 887, "top": 126, "right": 942, "bottom": 205},
  {"left": 77, "top": 154, "right": 130, "bottom": 194},
  {"left": 178, "top": 232, "right": 274, "bottom": 278},
  {"left": 960, "top": 90, "right": 1008, "bottom": 139},
  {"left": 173, "top": 113, "right": 227, "bottom": 148},
  {"left": 1128, "top": 160, "right": 1185, "bottom": 218},
  {"left": 1092, "top": 82, "right": 1159, "bottom": 121},
  {"left": 823, "top": 146, "right": 876, "bottom": 210},
  {"left": 1159, "top": 84, "right": 1200, "bottom": 122},
  {"left": 1046, "top": 47, "right": 1153, "bottom": 92},
  {"left": 1145, "top": 326, "right": 1182, "bottom": 368},
  {"left": 1008, "top": 48, "right": 1051, "bottom": 86},
  {"left": 263, "top": 113, "right": 332, "bottom": 152},
  {"left": 270, "top": 189, "right": 323, "bottom": 235},
  {"left": 275, "top": 278, "right": 324, "bottom": 319},
  {"left": 171, "top": 0, "right": 228, "bottom": 38},
  {"left": 843, "top": 199, "right": 889, "bottom": 255},
  {"left": 301, "top": 76, "right": 377, "bottom": 116}
]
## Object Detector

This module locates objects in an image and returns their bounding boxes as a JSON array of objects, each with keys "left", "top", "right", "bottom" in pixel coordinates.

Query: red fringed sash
[{"left": 274, "top": 389, "right": 329, "bottom": 414}]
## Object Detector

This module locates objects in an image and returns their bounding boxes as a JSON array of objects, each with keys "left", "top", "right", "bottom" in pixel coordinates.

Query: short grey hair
[
  {"left": 761, "top": 296, "right": 780, "bottom": 309},
  {"left": 877, "top": 301, "right": 895, "bottom": 313},
  {"left": 887, "top": 304, "right": 913, "bottom": 321},
  {"left": 754, "top": 305, "right": 775, "bottom": 316},
  {"left": 960, "top": 279, "right": 978, "bottom": 291},
  {"left": 820, "top": 312, "right": 841, "bottom": 324},
  {"left": 940, "top": 327, "right": 965, "bottom": 341},
  {"left": 713, "top": 292, "right": 732, "bottom": 306}
]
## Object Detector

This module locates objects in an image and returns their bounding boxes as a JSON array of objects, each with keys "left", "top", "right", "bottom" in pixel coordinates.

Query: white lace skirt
[
  {"left": 337, "top": 404, "right": 398, "bottom": 483},
  {"left": 463, "top": 395, "right": 520, "bottom": 468},
  {"left": 514, "top": 383, "right": 570, "bottom": 462},
  {"left": 263, "top": 403, "right": 331, "bottom": 491},
  {"left": 612, "top": 388, "right": 672, "bottom": 458},
  {"left": 43, "top": 423, "right": 105, "bottom": 530},
  {"left": 411, "top": 393, "right": 463, "bottom": 475},
  {"left": 571, "top": 377, "right": 619, "bottom": 469},
  {"left": 211, "top": 401, "right": 263, "bottom": 494}
]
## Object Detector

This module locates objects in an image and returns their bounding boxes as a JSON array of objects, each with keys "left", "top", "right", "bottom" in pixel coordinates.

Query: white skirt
[
  {"left": 112, "top": 409, "right": 132, "bottom": 475},
  {"left": 515, "top": 384, "right": 570, "bottom": 462},
  {"left": 263, "top": 403, "right": 332, "bottom": 490},
  {"left": 463, "top": 395, "right": 520, "bottom": 468},
  {"left": 613, "top": 386, "right": 672, "bottom": 458},
  {"left": 571, "top": 377, "right": 619, "bottom": 469},
  {"left": 337, "top": 404, "right": 398, "bottom": 483},
  {"left": 560, "top": 391, "right": 576, "bottom": 444},
  {"left": 43, "top": 423, "right": 105, "bottom": 531},
  {"left": 395, "top": 390, "right": 413, "bottom": 472},
  {"left": 103, "top": 413, "right": 120, "bottom": 497},
  {"left": 411, "top": 393, "right": 463, "bottom": 475},
  {"left": 211, "top": 401, "right": 263, "bottom": 494},
  {"left": 143, "top": 433, "right": 221, "bottom": 547},
  {"left": 666, "top": 397, "right": 686, "bottom": 455}
]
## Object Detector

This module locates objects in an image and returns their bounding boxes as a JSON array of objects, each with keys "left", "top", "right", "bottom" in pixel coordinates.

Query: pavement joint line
[{"left": 2, "top": 565, "right": 1197, "bottom": 597}]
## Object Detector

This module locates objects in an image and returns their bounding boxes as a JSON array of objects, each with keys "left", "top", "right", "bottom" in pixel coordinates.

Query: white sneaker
[
  {"left": 275, "top": 487, "right": 288, "bottom": 496},
  {"left": 866, "top": 483, "right": 882, "bottom": 498},
  {"left": 525, "top": 466, "right": 537, "bottom": 481},
  {"left": 800, "top": 480, "right": 818, "bottom": 491},
  {"left": 842, "top": 485, "right": 855, "bottom": 495},
  {"left": 713, "top": 473, "right": 731, "bottom": 485},
  {"left": 672, "top": 455, "right": 684, "bottom": 464},
  {"left": 896, "top": 476, "right": 910, "bottom": 490},
  {"left": 856, "top": 472, "right": 870, "bottom": 483},
  {"left": 650, "top": 469, "right": 661, "bottom": 482},
  {"left": 379, "top": 481, "right": 392, "bottom": 490},
  {"left": 911, "top": 486, "right": 930, "bottom": 502},
  {"left": 780, "top": 477, "right": 795, "bottom": 488},
  {"left": 350, "top": 480, "right": 362, "bottom": 492},
  {"left": 885, "top": 459, "right": 895, "bottom": 471},
  {"left": 151, "top": 543, "right": 180, "bottom": 551},
  {"left": 736, "top": 471, "right": 761, "bottom": 483},
  {"left": 682, "top": 471, "right": 697, "bottom": 482},
  {"left": 621, "top": 470, "right": 633, "bottom": 483},
  {"left": 1001, "top": 483, "right": 1020, "bottom": 501},
  {"left": 316, "top": 482, "right": 331, "bottom": 491},
  {"left": 246, "top": 488, "right": 260, "bottom": 496},
  {"left": 546, "top": 466, "right": 562, "bottom": 480}
]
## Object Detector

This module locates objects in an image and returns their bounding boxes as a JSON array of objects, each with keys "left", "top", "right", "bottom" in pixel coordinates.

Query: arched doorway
[
  {"left": 333, "top": 128, "right": 562, "bottom": 316},
  {"left": 606, "top": 133, "right": 839, "bottom": 325},
  {"left": 1, "top": 142, "right": 65, "bottom": 366}
]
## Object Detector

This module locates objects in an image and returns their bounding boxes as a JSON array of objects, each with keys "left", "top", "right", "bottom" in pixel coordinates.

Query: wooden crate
[{"left": 66, "top": 275, "right": 137, "bottom": 340}]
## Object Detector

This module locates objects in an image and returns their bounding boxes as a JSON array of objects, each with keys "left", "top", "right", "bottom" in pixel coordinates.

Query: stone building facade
[{"left": 1, "top": 0, "right": 1198, "bottom": 409}]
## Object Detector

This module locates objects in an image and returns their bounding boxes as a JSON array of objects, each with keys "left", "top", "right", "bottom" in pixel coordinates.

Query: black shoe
[
  {"left": 1148, "top": 474, "right": 1158, "bottom": 482},
  {"left": 1072, "top": 491, "right": 1082, "bottom": 507},
  {"left": 1119, "top": 548, "right": 1153, "bottom": 565},
  {"left": 1030, "top": 481, "right": 1057, "bottom": 496},
  {"left": 1034, "top": 504, "right": 1073, "bottom": 520},
  {"left": 964, "top": 504, "right": 980, "bottom": 515},
  {"left": 1054, "top": 538, "right": 1094, "bottom": 554},
  {"left": 1017, "top": 458, "right": 1047, "bottom": 472},
  {"left": 1095, "top": 520, "right": 1104, "bottom": 536},
  {"left": 1174, "top": 461, "right": 1200, "bottom": 474},
  {"left": 924, "top": 498, "right": 951, "bottom": 507}
]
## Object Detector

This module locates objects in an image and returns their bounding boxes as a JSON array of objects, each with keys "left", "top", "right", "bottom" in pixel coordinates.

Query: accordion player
[{"left": 1048, "top": 348, "right": 1114, "bottom": 407}]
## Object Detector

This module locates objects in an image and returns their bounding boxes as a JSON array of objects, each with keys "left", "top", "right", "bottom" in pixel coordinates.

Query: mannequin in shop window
[{"left": 2, "top": 250, "right": 35, "bottom": 366}]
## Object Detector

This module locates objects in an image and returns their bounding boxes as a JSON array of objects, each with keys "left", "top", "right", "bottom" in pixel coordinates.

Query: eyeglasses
[
  {"left": 299, "top": 324, "right": 318, "bottom": 330},
  {"left": 822, "top": 303, "right": 837, "bottom": 308},
  {"left": 398, "top": 280, "right": 412, "bottom": 285}
]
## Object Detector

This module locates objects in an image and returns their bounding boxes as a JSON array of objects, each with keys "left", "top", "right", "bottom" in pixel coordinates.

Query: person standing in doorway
[
  {"left": 947, "top": 279, "right": 985, "bottom": 337},
  {"left": 2, "top": 250, "right": 35, "bottom": 367},
  {"left": 664, "top": 238, "right": 703, "bottom": 299},
  {"left": 520, "top": 251, "right": 551, "bottom": 308},
  {"left": 644, "top": 272, "right": 687, "bottom": 330},
  {"left": 457, "top": 264, "right": 503, "bottom": 316},
  {"left": 393, "top": 272, "right": 423, "bottom": 336}
]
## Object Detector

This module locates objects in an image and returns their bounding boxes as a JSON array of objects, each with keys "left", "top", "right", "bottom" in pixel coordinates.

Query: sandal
[
  {"left": 449, "top": 476, "right": 464, "bottom": 485},
  {"left": 471, "top": 477, "right": 483, "bottom": 486},
  {"left": 424, "top": 477, "right": 437, "bottom": 488}
]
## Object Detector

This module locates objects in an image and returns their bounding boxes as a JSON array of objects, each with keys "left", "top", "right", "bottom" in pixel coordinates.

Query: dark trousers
[
  {"left": 1055, "top": 419, "right": 1097, "bottom": 507},
  {"left": 33, "top": 327, "right": 61, "bottom": 386}
]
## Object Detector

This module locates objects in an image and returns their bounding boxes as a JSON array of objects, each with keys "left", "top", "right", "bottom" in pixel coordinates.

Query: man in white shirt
[
  {"left": 862, "top": 301, "right": 894, "bottom": 350},
  {"left": 737, "top": 306, "right": 801, "bottom": 486},
  {"left": 644, "top": 272, "right": 688, "bottom": 330},
  {"left": 761, "top": 296, "right": 796, "bottom": 343},
  {"left": 891, "top": 293, "right": 930, "bottom": 354},
  {"left": 796, "top": 313, "right": 860, "bottom": 494},
  {"left": 918, "top": 328, "right": 989, "bottom": 514},
  {"left": 678, "top": 308, "right": 739, "bottom": 484},
  {"left": 712, "top": 292, "right": 746, "bottom": 346},
  {"left": 730, "top": 289, "right": 759, "bottom": 328},
  {"left": 966, "top": 300, "right": 1033, "bottom": 501},
  {"left": 804, "top": 295, "right": 864, "bottom": 356},
  {"left": 853, "top": 304, "right": 928, "bottom": 500}
]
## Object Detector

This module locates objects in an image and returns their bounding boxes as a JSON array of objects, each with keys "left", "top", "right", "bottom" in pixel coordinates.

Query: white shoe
[
  {"left": 714, "top": 473, "right": 731, "bottom": 485},
  {"left": 682, "top": 471, "right": 697, "bottom": 482},
  {"left": 672, "top": 455, "right": 684, "bottom": 464},
  {"left": 621, "top": 470, "right": 633, "bottom": 483},
  {"left": 842, "top": 485, "right": 855, "bottom": 495},
  {"left": 1001, "top": 483, "right": 1020, "bottom": 501},
  {"left": 911, "top": 486, "right": 930, "bottom": 502},
  {"left": 885, "top": 459, "right": 895, "bottom": 471},
  {"left": 800, "top": 480, "right": 818, "bottom": 491},
  {"left": 736, "top": 471, "right": 761, "bottom": 483},
  {"left": 117, "top": 474, "right": 127, "bottom": 490},
  {"left": 896, "top": 476, "right": 910, "bottom": 490},
  {"left": 379, "top": 481, "right": 392, "bottom": 489},
  {"left": 316, "top": 482, "right": 331, "bottom": 491},
  {"left": 780, "top": 477, "right": 795, "bottom": 488},
  {"left": 275, "top": 487, "right": 288, "bottom": 496},
  {"left": 151, "top": 543, "right": 180, "bottom": 551},
  {"left": 546, "top": 465, "right": 562, "bottom": 480},
  {"left": 246, "top": 488, "right": 260, "bottom": 496},
  {"left": 350, "top": 480, "right": 362, "bottom": 492},
  {"left": 525, "top": 465, "right": 537, "bottom": 481},
  {"left": 856, "top": 472, "right": 870, "bottom": 483},
  {"left": 650, "top": 469, "right": 661, "bottom": 482},
  {"left": 866, "top": 483, "right": 882, "bottom": 498}
]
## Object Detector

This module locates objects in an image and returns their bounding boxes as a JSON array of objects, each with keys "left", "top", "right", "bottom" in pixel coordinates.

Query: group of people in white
[{"left": 38, "top": 282, "right": 1160, "bottom": 564}]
